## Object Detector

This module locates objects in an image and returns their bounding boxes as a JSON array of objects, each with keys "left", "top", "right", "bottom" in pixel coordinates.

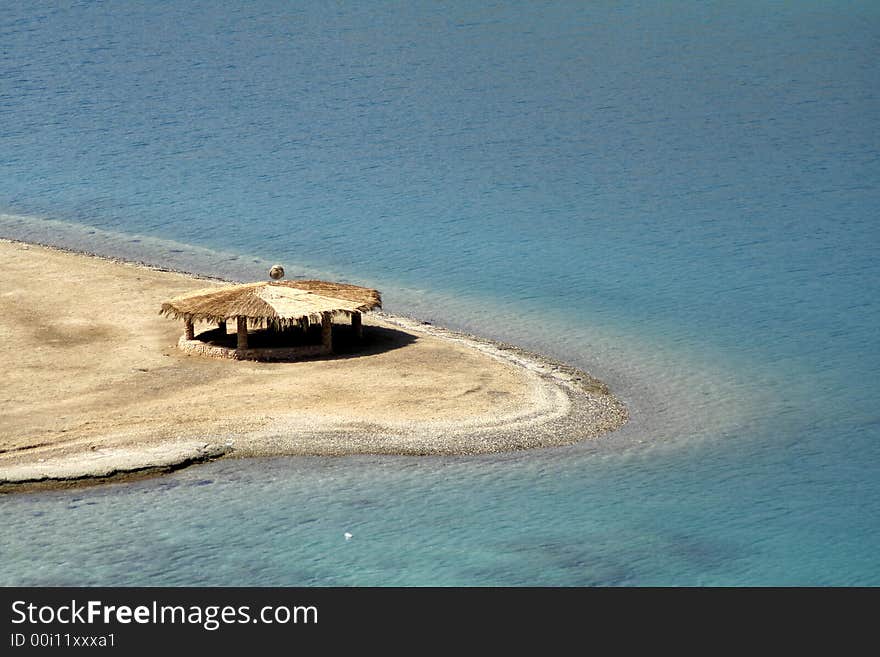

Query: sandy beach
[{"left": 0, "top": 239, "right": 627, "bottom": 492}]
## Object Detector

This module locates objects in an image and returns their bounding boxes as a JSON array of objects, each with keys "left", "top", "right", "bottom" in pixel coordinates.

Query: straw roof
[{"left": 160, "top": 280, "right": 381, "bottom": 328}]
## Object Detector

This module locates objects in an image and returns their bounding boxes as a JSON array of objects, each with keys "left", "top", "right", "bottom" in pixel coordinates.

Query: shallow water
[{"left": 1, "top": 1, "right": 879, "bottom": 585}]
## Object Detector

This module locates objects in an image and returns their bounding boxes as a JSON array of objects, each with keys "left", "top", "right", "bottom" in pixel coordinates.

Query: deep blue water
[{"left": 1, "top": 1, "right": 879, "bottom": 585}]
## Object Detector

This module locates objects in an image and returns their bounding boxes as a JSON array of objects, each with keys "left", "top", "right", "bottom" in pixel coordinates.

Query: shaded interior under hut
[{"left": 160, "top": 278, "right": 381, "bottom": 361}]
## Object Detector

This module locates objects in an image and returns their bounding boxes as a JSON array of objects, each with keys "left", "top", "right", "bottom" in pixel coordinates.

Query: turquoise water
[{"left": 2, "top": 1, "right": 879, "bottom": 585}]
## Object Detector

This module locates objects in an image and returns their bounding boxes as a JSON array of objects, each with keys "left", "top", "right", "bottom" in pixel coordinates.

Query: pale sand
[{"left": 0, "top": 239, "right": 627, "bottom": 491}]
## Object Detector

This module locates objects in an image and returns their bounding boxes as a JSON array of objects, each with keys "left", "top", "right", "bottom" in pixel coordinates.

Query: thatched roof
[{"left": 160, "top": 280, "right": 381, "bottom": 328}]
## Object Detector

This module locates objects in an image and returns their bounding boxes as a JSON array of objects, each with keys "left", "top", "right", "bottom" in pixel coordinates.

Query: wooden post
[
  {"left": 218, "top": 320, "right": 227, "bottom": 335},
  {"left": 321, "top": 312, "right": 333, "bottom": 353},
  {"left": 351, "top": 312, "right": 363, "bottom": 340},
  {"left": 184, "top": 319, "right": 194, "bottom": 340},
  {"left": 237, "top": 317, "right": 248, "bottom": 350}
]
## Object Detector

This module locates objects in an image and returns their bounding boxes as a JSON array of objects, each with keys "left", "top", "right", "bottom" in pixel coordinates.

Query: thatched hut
[{"left": 160, "top": 280, "right": 381, "bottom": 360}]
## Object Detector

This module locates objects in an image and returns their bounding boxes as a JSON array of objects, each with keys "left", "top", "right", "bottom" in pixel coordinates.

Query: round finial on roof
[{"left": 269, "top": 264, "right": 285, "bottom": 280}]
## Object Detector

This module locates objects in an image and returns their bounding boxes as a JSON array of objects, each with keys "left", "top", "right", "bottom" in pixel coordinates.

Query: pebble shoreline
[{"left": 0, "top": 239, "right": 629, "bottom": 493}]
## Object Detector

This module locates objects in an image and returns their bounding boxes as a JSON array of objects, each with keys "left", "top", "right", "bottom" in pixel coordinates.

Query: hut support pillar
[
  {"left": 351, "top": 312, "right": 363, "bottom": 340},
  {"left": 184, "top": 319, "right": 194, "bottom": 340},
  {"left": 237, "top": 317, "right": 248, "bottom": 350},
  {"left": 218, "top": 320, "right": 227, "bottom": 335},
  {"left": 321, "top": 312, "right": 333, "bottom": 353}
]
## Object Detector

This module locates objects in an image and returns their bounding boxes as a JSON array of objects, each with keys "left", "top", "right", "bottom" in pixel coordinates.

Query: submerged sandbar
[{"left": 0, "top": 239, "right": 627, "bottom": 492}]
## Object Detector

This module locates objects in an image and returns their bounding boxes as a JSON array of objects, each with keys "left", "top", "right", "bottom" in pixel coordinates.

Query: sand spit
[{"left": 0, "top": 239, "right": 627, "bottom": 492}]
